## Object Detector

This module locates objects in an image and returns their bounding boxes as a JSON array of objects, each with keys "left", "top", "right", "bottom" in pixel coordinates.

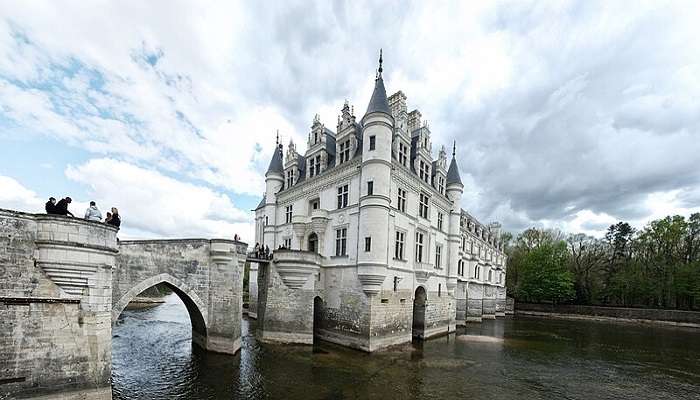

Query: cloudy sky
[{"left": 1, "top": 1, "right": 699, "bottom": 242}]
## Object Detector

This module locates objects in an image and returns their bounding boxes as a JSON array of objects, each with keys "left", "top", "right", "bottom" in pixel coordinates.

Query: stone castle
[{"left": 249, "top": 52, "right": 507, "bottom": 351}]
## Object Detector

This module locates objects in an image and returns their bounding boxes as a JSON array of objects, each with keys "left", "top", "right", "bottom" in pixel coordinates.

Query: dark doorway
[
  {"left": 313, "top": 296, "right": 323, "bottom": 344},
  {"left": 412, "top": 286, "right": 427, "bottom": 340},
  {"left": 308, "top": 233, "right": 318, "bottom": 253}
]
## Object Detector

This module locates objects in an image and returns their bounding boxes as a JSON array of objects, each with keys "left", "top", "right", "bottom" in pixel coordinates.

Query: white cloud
[
  {"left": 0, "top": 175, "right": 44, "bottom": 212},
  {"left": 64, "top": 158, "right": 254, "bottom": 242},
  {"left": 1, "top": 0, "right": 700, "bottom": 240}
]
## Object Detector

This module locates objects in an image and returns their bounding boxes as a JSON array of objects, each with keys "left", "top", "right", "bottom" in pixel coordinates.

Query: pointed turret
[
  {"left": 446, "top": 141, "right": 463, "bottom": 186},
  {"left": 266, "top": 142, "right": 284, "bottom": 176},
  {"left": 364, "top": 49, "right": 391, "bottom": 117}
]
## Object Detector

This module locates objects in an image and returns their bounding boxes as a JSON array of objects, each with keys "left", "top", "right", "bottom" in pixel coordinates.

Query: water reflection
[{"left": 112, "top": 294, "right": 700, "bottom": 400}]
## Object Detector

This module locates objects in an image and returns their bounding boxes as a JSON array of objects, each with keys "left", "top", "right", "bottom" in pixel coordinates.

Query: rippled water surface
[{"left": 112, "top": 294, "right": 700, "bottom": 400}]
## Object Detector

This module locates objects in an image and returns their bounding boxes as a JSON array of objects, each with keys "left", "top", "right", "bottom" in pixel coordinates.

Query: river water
[{"left": 112, "top": 293, "right": 700, "bottom": 400}]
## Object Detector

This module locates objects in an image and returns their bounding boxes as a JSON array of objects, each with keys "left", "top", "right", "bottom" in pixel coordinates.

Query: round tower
[
  {"left": 357, "top": 50, "right": 394, "bottom": 296},
  {"left": 263, "top": 139, "right": 284, "bottom": 247},
  {"left": 445, "top": 142, "right": 464, "bottom": 294}
]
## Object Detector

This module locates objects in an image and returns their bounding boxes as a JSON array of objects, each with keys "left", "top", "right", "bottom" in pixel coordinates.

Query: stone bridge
[{"left": 0, "top": 209, "right": 246, "bottom": 400}]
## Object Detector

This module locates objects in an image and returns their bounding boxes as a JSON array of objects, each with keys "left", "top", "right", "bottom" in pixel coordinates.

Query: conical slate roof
[
  {"left": 446, "top": 157, "right": 463, "bottom": 186},
  {"left": 266, "top": 144, "right": 284, "bottom": 175},
  {"left": 365, "top": 76, "right": 391, "bottom": 117}
]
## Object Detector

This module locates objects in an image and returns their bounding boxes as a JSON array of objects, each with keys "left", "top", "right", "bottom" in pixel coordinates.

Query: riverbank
[
  {"left": 516, "top": 303, "right": 700, "bottom": 328},
  {"left": 125, "top": 296, "right": 166, "bottom": 310}
]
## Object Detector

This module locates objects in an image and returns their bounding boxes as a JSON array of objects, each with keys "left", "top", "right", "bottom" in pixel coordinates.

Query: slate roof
[
  {"left": 446, "top": 157, "right": 463, "bottom": 186},
  {"left": 266, "top": 144, "right": 284, "bottom": 175},
  {"left": 364, "top": 76, "right": 391, "bottom": 117}
]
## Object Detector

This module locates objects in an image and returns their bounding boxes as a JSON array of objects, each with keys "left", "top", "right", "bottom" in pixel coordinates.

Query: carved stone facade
[{"left": 251, "top": 54, "right": 507, "bottom": 352}]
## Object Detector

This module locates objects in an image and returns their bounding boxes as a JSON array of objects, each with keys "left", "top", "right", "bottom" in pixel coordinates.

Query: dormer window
[
  {"left": 286, "top": 170, "right": 295, "bottom": 188},
  {"left": 398, "top": 142, "right": 408, "bottom": 166},
  {"left": 339, "top": 140, "right": 351, "bottom": 164},
  {"left": 309, "top": 155, "right": 322, "bottom": 178},
  {"left": 314, "top": 131, "right": 319, "bottom": 144},
  {"left": 419, "top": 160, "right": 430, "bottom": 183},
  {"left": 437, "top": 176, "right": 445, "bottom": 194}
]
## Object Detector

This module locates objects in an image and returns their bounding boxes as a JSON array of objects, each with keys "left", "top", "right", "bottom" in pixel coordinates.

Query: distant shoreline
[
  {"left": 125, "top": 296, "right": 166, "bottom": 310},
  {"left": 515, "top": 303, "right": 700, "bottom": 329}
]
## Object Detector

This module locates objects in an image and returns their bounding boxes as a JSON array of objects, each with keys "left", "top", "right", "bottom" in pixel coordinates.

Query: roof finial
[
  {"left": 452, "top": 140, "right": 456, "bottom": 158},
  {"left": 378, "top": 48, "right": 383, "bottom": 77},
  {"left": 276, "top": 129, "right": 279, "bottom": 146}
]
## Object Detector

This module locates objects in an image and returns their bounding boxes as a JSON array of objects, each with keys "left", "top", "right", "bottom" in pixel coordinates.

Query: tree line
[{"left": 504, "top": 213, "right": 700, "bottom": 310}]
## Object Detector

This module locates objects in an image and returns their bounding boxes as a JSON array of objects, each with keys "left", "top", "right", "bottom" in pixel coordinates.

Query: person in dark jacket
[
  {"left": 106, "top": 207, "right": 121, "bottom": 228},
  {"left": 45, "top": 197, "right": 56, "bottom": 214},
  {"left": 54, "top": 197, "right": 74, "bottom": 217}
]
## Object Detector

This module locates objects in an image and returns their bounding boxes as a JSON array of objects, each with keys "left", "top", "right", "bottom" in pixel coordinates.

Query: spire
[
  {"left": 446, "top": 142, "right": 463, "bottom": 186},
  {"left": 266, "top": 137, "right": 284, "bottom": 176},
  {"left": 365, "top": 49, "right": 391, "bottom": 117}
]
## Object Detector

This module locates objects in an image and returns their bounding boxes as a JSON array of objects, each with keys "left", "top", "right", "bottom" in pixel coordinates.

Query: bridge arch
[{"left": 112, "top": 273, "right": 209, "bottom": 347}]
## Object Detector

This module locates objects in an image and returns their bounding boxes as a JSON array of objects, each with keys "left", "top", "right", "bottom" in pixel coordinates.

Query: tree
[
  {"left": 567, "top": 233, "right": 605, "bottom": 304},
  {"left": 516, "top": 240, "right": 575, "bottom": 304}
]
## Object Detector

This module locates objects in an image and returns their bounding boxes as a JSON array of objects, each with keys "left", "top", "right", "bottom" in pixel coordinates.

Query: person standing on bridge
[
  {"left": 106, "top": 207, "right": 121, "bottom": 228},
  {"left": 84, "top": 201, "right": 102, "bottom": 221},
  {"left": 54, "top": 197, "right": 74, "bottom": 217},
  {"left": 45, "top": 197, "right": 57, "bottom": 214}
]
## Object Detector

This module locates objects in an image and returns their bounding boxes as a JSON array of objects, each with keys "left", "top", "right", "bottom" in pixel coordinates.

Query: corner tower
[
  {"left": 264, "top": 136, "right": 284, "bottom": 247},
  {"left": 445, "top": 142, "right": 464, "bottom": 294},
  {"left": 357, "top": 50, "right": 394, "bottom": 296}
]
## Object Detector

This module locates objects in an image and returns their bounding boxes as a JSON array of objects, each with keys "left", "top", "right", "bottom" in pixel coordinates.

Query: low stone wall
[{"left": 516, "top": 303, "right": 700, "bottom": 326}]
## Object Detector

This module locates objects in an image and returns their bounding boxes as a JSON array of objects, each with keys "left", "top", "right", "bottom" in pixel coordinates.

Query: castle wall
[
  {"left": 467, "top": 282, "right": 484, "bottom": 322},
  {"left": 0, "top": 210, "right": 116, "bottom": 400}
]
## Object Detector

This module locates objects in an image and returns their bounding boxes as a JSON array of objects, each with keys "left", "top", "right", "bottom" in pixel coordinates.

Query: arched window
[{"left": 308, "top": 233, "right": 318, "bottom": 253}]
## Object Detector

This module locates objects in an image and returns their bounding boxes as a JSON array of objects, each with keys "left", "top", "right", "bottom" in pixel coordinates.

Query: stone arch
[
  {"left": 312, "top": 295, "right": 324, "bottom": 342},
  {"left": 307, "top": 232, "right": 319, "bottom": 253},
  {"left": 111, "top": 273, "right": 209, "bottom": 345},
  {"left": 412, "top": 286, "right": 427, "bottom": 340}
]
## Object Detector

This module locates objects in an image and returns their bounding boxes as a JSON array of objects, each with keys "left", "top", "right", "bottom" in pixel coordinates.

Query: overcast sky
[{"left": 1, "top": 1, "right": 699, "bottom": 242}]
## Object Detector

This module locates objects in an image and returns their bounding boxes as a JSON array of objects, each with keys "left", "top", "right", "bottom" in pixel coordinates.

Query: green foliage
[
  {"left": 516, "top": 241, "right": 575, "bottom": 304},
  {"left": 505, "top": 213, "right": 700, "bottom": 310}
]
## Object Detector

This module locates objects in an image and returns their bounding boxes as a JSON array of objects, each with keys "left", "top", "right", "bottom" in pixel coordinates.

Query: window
[
  {"left": 364, "top": 237, "right": 371, "bottom": 252},
  {"left": 367, "top": 181, "right": 373, "bottom": 196},
  {"left": 309, "top": 155, "right": 322, "bottom": 177},
  {"left": 395, "top": 231, "right": 405, "bottom": 260},
  {"left": 419, "top": 193, "right": 429, "bottom": 219},
  {"left": 265, "top": 216, "right": 268, "bottom": 225},
  {"left": 488, "top": 269, "right": 493, "bottom": 282},
  {"left": 458, "top": 260, "right": 464, "bottom": 276},
  {"left": 474, "top": 266, "right": 480, "bottom": 280},
  {"left": 310, "top": 198, "right": 319, "bottom": 211},
  {"left": 286, "top": 169, "right": 294, "bottom": 188},
  {"left": 438, "top": 283, "right": 442, "bottom": 297},
  {"left": 438, "top": 176, "right": 445, "bottom": 194},
  {"left": 369, "top": 135, "right": 376, "bottom": 151},
  {"left": 498, "top": 273, "right": 502, "bottom": 284},
  {"left": 335, "top": 228, "right": 347, "bottom": 256},
  {"left": 283, "top": 238, "right": 291, "bottom": 248},
  {"left": 285, "top": 205, "right": 292, "bottom": 224},
  {"left": 437, "top": 212, "right": 444, "bottom": 231},
  {"left": 314, "top": 155, "right": 321, "bottom": 176},
  {"left": 313, "top": 131, "right": 319, "bottom": 144},
  {"left": 397, "top": 188, "right": 407, "bottom": 212},
  {"left": 419, "top": 160, "right": 430, "bottom": 183},
  {"left": 415, "top": 231, "right": 424, "bottom": 263},
  {"left": 435, "top": 244, "right": 442, "bottom": 268},
  {"left": 398, "top": 142, "right": 408, "bottom": 166},
  {"left": 337, "top": 184, "right": 349, "bottom": 209},
  {"left": 339, "top": 140, "right": 351, "bottom": 164}
]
